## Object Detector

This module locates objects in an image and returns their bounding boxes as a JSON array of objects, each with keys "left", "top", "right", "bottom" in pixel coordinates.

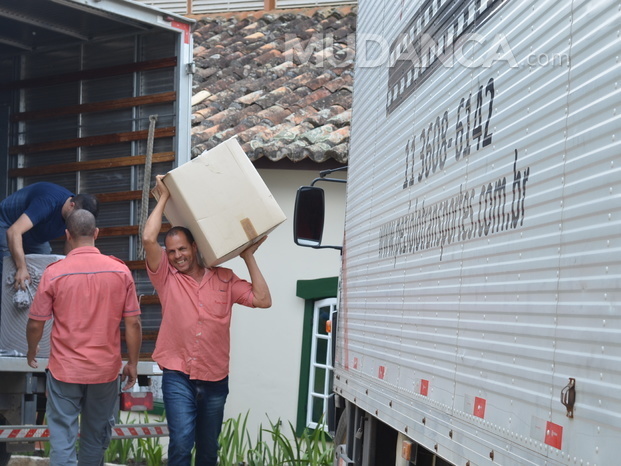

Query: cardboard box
[
  {"left": 0, "top": 254, "right": 64, "bottom": 357},
  {"left": 160, "top": 137, "right": 286, "bottom": 267}
]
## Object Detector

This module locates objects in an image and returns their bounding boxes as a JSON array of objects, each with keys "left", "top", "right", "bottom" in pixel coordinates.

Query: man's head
[
  {"left": 164, "top": 227, "right": 200, "bottom": 274},
  {"left": 65, "top": 209, "right": 98, "bottom": 247},
  {"left": 62, "top": 194, "right": 99, "bottom": 220}
]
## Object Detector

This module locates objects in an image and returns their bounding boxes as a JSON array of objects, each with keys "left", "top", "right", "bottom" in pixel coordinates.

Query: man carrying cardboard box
[{"left": 143, "top": 175, "right": 272, "bottom": 466}]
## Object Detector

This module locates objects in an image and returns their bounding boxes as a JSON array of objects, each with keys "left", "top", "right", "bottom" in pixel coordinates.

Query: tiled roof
[{"left": 190, "top": 6, "right": 356, "bottom": 164}]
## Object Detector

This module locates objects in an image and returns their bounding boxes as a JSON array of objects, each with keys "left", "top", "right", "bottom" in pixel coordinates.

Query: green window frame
[{"left": 295, "top": 277, "right": 338, "bottom": 435}]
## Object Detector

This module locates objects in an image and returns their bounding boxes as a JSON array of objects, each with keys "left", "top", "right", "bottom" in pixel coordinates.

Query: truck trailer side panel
[{"left": 336, "top": 0, "right": 621, "bottom": 464}]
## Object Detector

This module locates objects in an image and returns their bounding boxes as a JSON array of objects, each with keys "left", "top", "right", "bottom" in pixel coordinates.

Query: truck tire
[{"left": 333, "top": 404, "right": 349, "bottom": 466}]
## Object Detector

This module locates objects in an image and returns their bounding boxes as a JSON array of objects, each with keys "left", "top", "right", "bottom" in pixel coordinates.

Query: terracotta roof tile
[
  {"left": 284, "top": 106, "right": 318, "bottom": 125},
  {"left": 257, "top": 105, "right": 292, "bottom": 126},
  {"left": 303, "top": 142, "right": 333, "bottom": 163},
  {"left": 311, "top": 88, "right": 352, "bottom": 111},
  {"left": 254, "top": 49, "right": 283, "bottom": 66},
  {"left": 322, "top": 75, "right": 353, "bottom": 93},
  {"left": 297, "top": 88, "right": 332, "bottom": 109},
  {"left": 306, "top": 72, "right": 335, "bottom": 91},
  {"left": 254, "top": 86, "right": 293, "bottom": 109},
  {"left": 277, "top": 87, "right": 312, "bottom": 110},
  {"left": 190, "top": 6, "right": 356, "bottom": 164},
  {"left": 304, "top": 106, "right": 344, "bottom": 127},
  {"left": 301, "top": 125, "right": 336, "bottom": 145},
  {"left": 243, "top": 32, "right": 266, "bottom": 43},
  {"left": 327, "top": 109, "right": 352, "bottom": 128},
  {"left": 327, "top": 126, "right": 350, "bottom": 146},
  {"left": 325, "top": 142, "right": 348, "bottom": 163},
  {"left": 236, "top": 90, "right": 264, "bottom": 106}
]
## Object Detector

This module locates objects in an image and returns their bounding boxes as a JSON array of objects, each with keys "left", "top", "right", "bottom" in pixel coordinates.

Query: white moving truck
[
  {"left": 0, "top": 0, "right": 194, "bottom": 463},
  {"left": 294, "top": 0, "right": 621, "bottom": 464}
]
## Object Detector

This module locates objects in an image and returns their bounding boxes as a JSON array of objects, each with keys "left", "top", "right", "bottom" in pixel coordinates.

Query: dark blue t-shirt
[{"left": 0, "top": 182, "right": 73, "bottom": 245}]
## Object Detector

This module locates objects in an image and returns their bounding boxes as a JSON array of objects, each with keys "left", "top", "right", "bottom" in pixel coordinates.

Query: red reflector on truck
[{"left": 120, "top": 392, "right": 154, "bottom": 412}]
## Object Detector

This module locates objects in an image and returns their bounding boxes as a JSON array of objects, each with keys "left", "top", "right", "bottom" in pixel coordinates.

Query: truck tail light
[{"left": 120, "top": 392, "right": 154, "bottom": 412}]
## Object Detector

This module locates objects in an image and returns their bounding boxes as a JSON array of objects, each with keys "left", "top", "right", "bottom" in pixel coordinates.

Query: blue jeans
[{"left": 162, "top": 369, "right": 229, "bottom": 466}]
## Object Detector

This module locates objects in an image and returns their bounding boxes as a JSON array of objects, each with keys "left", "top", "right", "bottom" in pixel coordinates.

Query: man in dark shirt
[{"left": 0, "top": 182, "right": 99, "bottom": 290}]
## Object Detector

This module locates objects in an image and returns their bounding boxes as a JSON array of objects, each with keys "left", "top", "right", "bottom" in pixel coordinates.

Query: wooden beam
[
  {"left": 97, "top": 224, "right": 170, "bottom": 238},
  {"left": 11, "top": 92, "right": 177, "bottom": 122},
  {"left": 9, "top": 152, "right": 175, "bottom": 178},
  {"left": 125, "top": 260, "right": 146, "bottom": 271},
  {"left": 139, "top": 295, "right": 160, "bottom": 306},
  {"left": 0, "top": 57, "right": 178, "bottom": 91},
  {"left": 95, "top": 190, "right": 147, "bottom": 203},
  {"left": 9, "top": 127, "right": 175, "bottom": 155}
]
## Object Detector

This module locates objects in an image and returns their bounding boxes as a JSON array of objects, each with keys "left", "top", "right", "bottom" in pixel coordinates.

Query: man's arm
[
  {"left": 142, "top": 175, "right": 169, "bottom": 273},
  {"left": 121, "top": 315, "right": 142, "bottom": 390},
  {"left": 26, "top": 318, "right": 45, "bottom": 368},
  {"left": 6, "top": 213, "right": 35, "bottom": 290},
  {"left": 240, "top": 236, "right": 272, "bottom": 308}
]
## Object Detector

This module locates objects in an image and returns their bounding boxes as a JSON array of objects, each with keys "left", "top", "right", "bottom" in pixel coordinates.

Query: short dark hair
[
  {"left": 66, "top": 209, "right": 97, "bottom": 238},
  {"left": 72, "top": 194, "right": 99, "bottom": 217},
  {"left": 165, "top": 226, "right": 195, "bottom": 244}
]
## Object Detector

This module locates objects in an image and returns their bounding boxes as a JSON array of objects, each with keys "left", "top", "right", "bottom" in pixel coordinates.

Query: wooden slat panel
[
  {"left": 96, "top": 191, "right": 146, "bottom": 203},
  {"left": 98, "top": 225, "right": 140, "bottom": 237},
  {"left": 11, "top": 92, "right": 177, "bottom": 122},
  {"left": 98, "top": 224, "right": 170, "bottom": 238},
  {"left": 139, "top": 295, "right": 161, "bottom": 306},
  {"left": 9, "top": 127, "right": 175, "bottom": 155},
  {"left": 125, "top": 260, "right": 146, "bottom": 271},
  {"left": 9, "top": 152, "right": 175, "bottom": 178},
  {"left": 0, "top": 57, "right": 178, "bottom": 91}
]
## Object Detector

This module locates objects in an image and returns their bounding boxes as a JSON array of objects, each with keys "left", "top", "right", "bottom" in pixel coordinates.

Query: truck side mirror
[{"left": 293, "top": 186, "right": 325, "bottom": 247}]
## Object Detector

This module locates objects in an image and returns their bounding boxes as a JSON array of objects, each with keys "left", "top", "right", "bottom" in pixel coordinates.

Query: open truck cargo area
[
  {"left": 295, "top": 0, "right": 621, "bottom": 465},
  {"left": 0, "top": 0, "right": 194, "bottom": 461},
  {"left": 0, "top": 0, "right": 194, "bottom": 351}
]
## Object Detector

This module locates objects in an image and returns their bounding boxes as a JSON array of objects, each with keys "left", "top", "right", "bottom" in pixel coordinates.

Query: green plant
[
  {"left": 135, "top": 411, "right": 165, "bottom": 466},
  {"left": 137, "top": 437, "right": 164, "bottom": 466},
  {"left": 104, "top": 437, "right": 134, "bottom": 464},
  {"left": 218, "top": 411, "right": 253, "bottom": 465},
  {"left": 104, "top": 412, "right": 136, "bottom": 464},
  {"left": 218, "top": 411, "right": 334, "bottom": 466}
]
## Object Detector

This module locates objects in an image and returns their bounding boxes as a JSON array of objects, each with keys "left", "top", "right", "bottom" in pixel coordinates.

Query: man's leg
[
  {"left": 78, "top": 379, "right": 118, "bottom": 466},
  {"left": 163, "top": 369, "right": 197, "bottom": 466},
  {"left": 46, "top": 372, "right": 81, "bottom": 466},
  {"left": 195, "top": 376, "right": 229, "bottom": 466}
]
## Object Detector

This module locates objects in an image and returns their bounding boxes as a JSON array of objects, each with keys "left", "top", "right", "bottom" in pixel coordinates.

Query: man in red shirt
[
  {"left": 26, "top": 209, "right": 142, "bottom": 466},
  {"left": 143, "top": 175, "right": 271, "bottom": 466}
]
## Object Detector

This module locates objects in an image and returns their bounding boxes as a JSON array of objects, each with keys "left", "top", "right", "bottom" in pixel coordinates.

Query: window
[
  {"left": 306, "top": 297, "right": 336, "bottom": 430},
  {"left": 295, "top": 276, "right": 338, "bottom": 435}
]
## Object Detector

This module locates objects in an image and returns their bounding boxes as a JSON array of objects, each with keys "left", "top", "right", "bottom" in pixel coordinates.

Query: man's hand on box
[
  {"left": 241, "top": 236, "right": 267, "bottom": 260},
  {"left": 154, "top": 174, "right": 170, "bottom": 200}
]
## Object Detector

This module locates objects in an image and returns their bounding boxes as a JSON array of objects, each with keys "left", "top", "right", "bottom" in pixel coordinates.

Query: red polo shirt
[
  {"left": 147, "top": 248, "right": 254, "bottom": 381},
  {"left": 29, "top": 247, "right": 140, "bottom": 384}
]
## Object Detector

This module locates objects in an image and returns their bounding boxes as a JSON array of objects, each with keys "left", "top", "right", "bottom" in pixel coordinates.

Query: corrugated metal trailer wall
[{"left": 337, "top": 0, "right": 621, "bottom": 464}]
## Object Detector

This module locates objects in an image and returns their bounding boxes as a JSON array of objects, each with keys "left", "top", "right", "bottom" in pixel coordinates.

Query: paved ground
[{"left": 8, "top": 457, "right": 119, "bottom": 466}]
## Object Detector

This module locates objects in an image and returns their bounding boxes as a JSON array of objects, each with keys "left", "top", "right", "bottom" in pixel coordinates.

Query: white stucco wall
[{"left": 223, "top": 167, "right": 346, "bottom": 440}]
